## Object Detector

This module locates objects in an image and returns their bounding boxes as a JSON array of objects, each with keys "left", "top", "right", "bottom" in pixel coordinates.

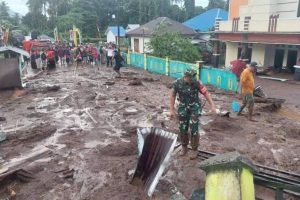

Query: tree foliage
[
  {"left": 148, "top": 26, "right": 200, "bottom": 63},
  {"left": 18, "top": 0, "right": 227, "bottom": 38}
]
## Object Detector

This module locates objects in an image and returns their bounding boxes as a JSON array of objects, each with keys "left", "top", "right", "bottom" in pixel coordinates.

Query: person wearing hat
[
  {"left": 238, "top": 62, "right": 257, "bottom": 121},
  {"left": 170, "top": 69, "right": 216, "bottom": 159}
]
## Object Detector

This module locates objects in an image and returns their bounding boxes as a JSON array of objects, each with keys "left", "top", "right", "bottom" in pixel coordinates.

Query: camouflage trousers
[{"left": 178, "top": 103, "right": 201, "bottom": 136}]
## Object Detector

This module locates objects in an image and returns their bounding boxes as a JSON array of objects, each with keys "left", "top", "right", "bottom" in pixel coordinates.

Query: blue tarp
[
  {"left": 107, "top": 26, "right": 126, "bottom": 37},
  {"left": 184, "top": 8, "right": 228, "bottom": 31}
]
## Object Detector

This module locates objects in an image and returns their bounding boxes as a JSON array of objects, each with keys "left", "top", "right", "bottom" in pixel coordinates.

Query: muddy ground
[{"left": 0, "top": 65, "right": 299, "bottom": 200}]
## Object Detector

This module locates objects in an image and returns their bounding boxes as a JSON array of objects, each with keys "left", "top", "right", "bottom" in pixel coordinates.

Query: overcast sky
[{"left": 3, "top": 0, "right": 209, "bottom": 16}]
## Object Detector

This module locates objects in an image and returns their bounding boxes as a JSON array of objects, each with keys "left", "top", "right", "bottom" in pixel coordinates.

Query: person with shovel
[
  {"left": 237, "top": 62, "right": 257, "bottom": 121},
  {"left": 170, "top": 69, "right": 216, "bottom": 160}
]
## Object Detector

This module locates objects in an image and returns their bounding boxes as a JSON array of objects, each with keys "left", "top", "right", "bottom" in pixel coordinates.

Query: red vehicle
[{"left": 23, "top": 39, "right": 52, "bottom": 53}]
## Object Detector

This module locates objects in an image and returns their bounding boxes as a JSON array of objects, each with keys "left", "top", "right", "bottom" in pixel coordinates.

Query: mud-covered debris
[
  {"left": 45, "top": 85, "right": 60, "bottom": 92},
  {"left": 142, "top": 77, "right": 157, "bottom": 82},
  {"left": 86, "top": 93, "right": 97, "bottom": 101},
  {"left": 6, "top": 123, "right": 57, "bottom": 143},
  {"left": 0, "top": 169, "right": 34, "bottom": 183},
  {"left": 29, "top": 85, "right": 61, "bottom": 93},
  {"left": 165, "top": 83, "right": 173, "bottom": 89},
  {"left": 0, "top": 117, "right": 6, "bottom": 122},
  {"left": 104, "top": 81, "right": 115, "bottom": 86},
  {"left": 128, "top": 80, "right": 143, "bottom": 86},
  {"left": 0, "top": 132, "right": 7, "bottom": 142},
  {"left": 27, "top": 106, "right": 35, "bottom": 110}
]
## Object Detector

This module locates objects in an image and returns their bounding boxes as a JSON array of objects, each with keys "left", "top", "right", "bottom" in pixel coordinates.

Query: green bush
[{"left": 148, "top": 27, "right": 201, "bottom": 63}]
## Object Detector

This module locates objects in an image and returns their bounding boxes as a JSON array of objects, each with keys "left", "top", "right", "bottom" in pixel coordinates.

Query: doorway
[
  {"left": 287, "top": 50, "right": 297, "bottom": 73},
  {"left": 134, "top": 39, "right": 139, "bottom": 53},
  {"left": 274, "top": 49, "right": 284, "bottom": 72}
]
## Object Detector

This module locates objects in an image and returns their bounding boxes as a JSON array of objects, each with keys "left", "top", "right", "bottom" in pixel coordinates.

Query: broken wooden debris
[
  {"left": 258, "top": 76, "right": 288, "bottom": 82},
  {"left": 128, "top": 80, "right": 143, "bottom": 86},
  {"left": 0, "top": 169, "right": 34, "bottom": 183},
  {"left": 255, "top": 97, "right": 285, "bottom": 112},
  {"left": 84, "top": 108, "right": 98, "bottom": 124},
  {"left": 131, "top": 127, "right": 177, "bottom": 197},
  {"left": 0, "top": 131, "right": 7, "bottom": 142},
  {"left": 104, "top": 81, "right": 115, "bottom": 86},
  {"left": 54, "top": 168, "right": 75, "bottom": 179},
  {"left": 254, "top": 85, "right": 266, "bottom": 98}
]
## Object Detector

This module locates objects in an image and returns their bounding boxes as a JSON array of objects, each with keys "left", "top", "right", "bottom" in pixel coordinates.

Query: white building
[
  {"left": 105, "top": 26, "right": 125, "bottom": 44},
  {"left": 126, "top": 17, "right": 197, "bottom": 53},
  {"left": 215, "top": 0, "right": 300, "bottom": 73}
]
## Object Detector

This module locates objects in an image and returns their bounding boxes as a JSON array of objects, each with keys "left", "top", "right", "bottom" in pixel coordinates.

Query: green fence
[
  {"left": 169, "top": 60, "right": 196, "bottom": 79},
  {"left": 147, "top": 56, "right": 166, "bottom": 75},
  {"left": 124, "top": 52, "right": 238, "bottom": 92}
]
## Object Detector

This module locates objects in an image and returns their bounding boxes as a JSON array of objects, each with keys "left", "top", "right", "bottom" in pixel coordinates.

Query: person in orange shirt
[{"left": 238, "top": 62, "right": 257, "bottom": 121}]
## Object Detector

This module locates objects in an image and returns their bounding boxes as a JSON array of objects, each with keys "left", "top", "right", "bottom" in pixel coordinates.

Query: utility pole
[{"left": 117, "top": 2, "right": 120, "bottom": 49}]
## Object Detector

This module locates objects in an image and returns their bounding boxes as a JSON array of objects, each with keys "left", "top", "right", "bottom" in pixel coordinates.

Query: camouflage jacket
[{"left": 173, "top": 78, "right": 208, "bottom": 106}]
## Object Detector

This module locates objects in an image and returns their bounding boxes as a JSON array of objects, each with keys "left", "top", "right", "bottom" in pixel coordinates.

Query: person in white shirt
[{"left": 106, "top": 45, "right": 114, "bottom": 67}]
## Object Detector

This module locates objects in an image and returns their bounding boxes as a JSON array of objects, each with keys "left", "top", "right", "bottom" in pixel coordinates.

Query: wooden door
[{"left": 134, "top": 38, "right": 139, "bottom": 53}]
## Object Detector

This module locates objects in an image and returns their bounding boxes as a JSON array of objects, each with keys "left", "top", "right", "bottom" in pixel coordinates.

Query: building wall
[
  {"left": 251, "top": 44, "right": 266, "bottom": 66},
  {"left": 239, "top": 0, "right": 299, "bottom": 20},
  {"left": 106, "top": 31, "right": 116, "bottom": 43},
  {"left": 226, "top": 42, "right": 300, "bottom": 68},
  {"left": 220, "top": 0, "right": 300, "bottom": 32},
  {"left": 225, "top": 42, "right": 239, "bottom": 66},
  {"left": 229, "top": 0, "right": 249, "bottom": 20},
  {"left": 130, "top": 37, "right": 151, "bottom": 53}
]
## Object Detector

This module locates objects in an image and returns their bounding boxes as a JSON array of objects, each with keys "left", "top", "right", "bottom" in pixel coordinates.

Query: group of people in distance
[{"left": 27, "top": 41, "right": 124, "bottom": 77}]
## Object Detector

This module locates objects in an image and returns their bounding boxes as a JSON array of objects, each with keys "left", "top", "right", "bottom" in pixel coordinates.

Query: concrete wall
[
  {"left": 229, "top": 0, "right": 249, "bottom": 20},
  {"left": 219, "top": 0, "right": 300, "bottom": 32},
  {"left": 106, "top": 31, "right": 116, "bottom": 43},
  {"left": 225, "top": 43, "right": 266, "bottom": 67},
  {"left": 251, "top": 44, "right": 266, "bottom": 66},
  {"left": 264, "top": 45, "right": 276, "bottom": 67},
  {"left": 225, "top": 42, "right": 239, "bottom": 66}
]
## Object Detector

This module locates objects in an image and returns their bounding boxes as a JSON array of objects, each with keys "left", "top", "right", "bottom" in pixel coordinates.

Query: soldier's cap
[{"left": 184, "top": 69, "right": 197, "bottom": 78}]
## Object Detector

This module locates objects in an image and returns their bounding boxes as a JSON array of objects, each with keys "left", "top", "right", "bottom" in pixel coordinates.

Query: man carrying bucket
[
  {"left": 238, "top": 62, "right": 257, "bottom": 121},
  {"left": 170, "top": 69, "right": 216, "bottom": 160}
]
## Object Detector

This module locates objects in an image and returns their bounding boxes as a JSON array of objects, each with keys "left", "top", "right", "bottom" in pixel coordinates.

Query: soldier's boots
[
  {"left": 190, "top": 134, "right": 199, "bottom": 160},
  {"left": 180, "top": 145, "right": 188, "bottom": 156},
  {"left": 180, "top": 133, "right": 189, "bottom": 156}
]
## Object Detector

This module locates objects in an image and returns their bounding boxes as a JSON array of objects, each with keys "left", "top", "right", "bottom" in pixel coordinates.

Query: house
[
  {"left": 105, "top": 26, "right": 126, "bottom": 44},
  {"left": 184, "top": 8, "right": 228, "bottom": 44},
  {"left": 184, "top": 8, "right": 228, "bottom": 32},
  {"left": 126, "top": 24, "right": 140, "bottom": 33},
  {"left": 126, "top": 17, "right": 197, "bottom": 53},
  {"left": 0, "top": 46, "right": 29, "bottom": 89},
  {"left": 215, "top": 0, "right": 300, "bottom": 73}
]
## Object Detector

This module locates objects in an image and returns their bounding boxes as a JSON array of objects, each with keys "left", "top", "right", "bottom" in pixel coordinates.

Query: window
[{"left": 244, "top": 16, "right": 251, "bottom": 31}]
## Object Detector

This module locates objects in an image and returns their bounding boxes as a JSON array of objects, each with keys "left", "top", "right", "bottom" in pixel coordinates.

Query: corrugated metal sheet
[
  {"left": 131, "top": 127, "right": 177, "bottom": 196},
  {"left": 0, "top": 46, "right": 30, "bottom": 57}
]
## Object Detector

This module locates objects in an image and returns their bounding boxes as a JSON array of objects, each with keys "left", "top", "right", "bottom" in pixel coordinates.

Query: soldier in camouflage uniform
[{"left": 170, "top": 69, "right": 216, "bottom": 159}]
